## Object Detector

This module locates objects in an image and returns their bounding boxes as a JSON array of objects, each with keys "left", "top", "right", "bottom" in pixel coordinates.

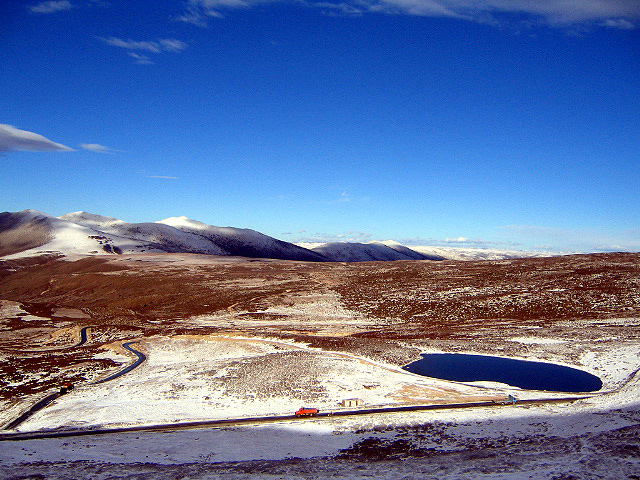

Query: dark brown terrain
[
  {"left": 1, "top": 252, "right": 639, "bottom": 480},
  {"left": 1, "top": 252, "right": 638, "bottom": 402}
]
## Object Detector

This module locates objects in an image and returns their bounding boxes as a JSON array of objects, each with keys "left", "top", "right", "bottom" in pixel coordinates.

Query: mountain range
[
  {"left": 0, "top": 210, "right": 450, "bottom": 262},
  {"left": 1, "top": 210, "right": 545, "bottom": 262}
]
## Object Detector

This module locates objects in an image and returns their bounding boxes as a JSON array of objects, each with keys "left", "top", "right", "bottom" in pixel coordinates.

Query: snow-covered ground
[
  {"left": 1, "top": 351, "right": 638, "bottom": 478},
  {"left": 0, "top": 325, "right": 637, "bottom": 480},
  {"left": 11, "top": 335, "right": 504, "bottom": 432}
]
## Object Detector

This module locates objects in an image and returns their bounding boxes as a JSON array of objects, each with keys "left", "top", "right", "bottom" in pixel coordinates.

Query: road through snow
[
  {"left": 4, "top": 338, "right": 147, "bottom": 431},
  {"left": 94, "top": 342, "right": 146, "bottom": 384}
]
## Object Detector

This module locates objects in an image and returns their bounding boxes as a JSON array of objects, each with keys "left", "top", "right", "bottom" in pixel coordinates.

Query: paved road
[
  {"left": 2, "top": 327, "right": 92, "bottom": 430},
  {"left": 75, "top": 326, "right": 90, "bottom": 347},
  {"left": 3, "top": 340, "right": 147, "bottom": 431},
  {"left": 93, "top": 342, "right": 146, "bottom": 384},
  {"left": 3, "top": 393, "right": 61, "bottom": 431},
  {"left": 0, "top": 396, "right": 589, "bottom": 441}
]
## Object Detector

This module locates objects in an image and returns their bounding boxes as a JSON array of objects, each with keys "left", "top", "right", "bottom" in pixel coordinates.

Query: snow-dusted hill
[
  {"left": 0, "top": 210, "right": 327, "bottom": 262},
  {"left": 157, "top": 216, "right": 328, "bottom": 262},
  {"left": 305, "top": 241, "right": 444, "bottom": 262},
  {"left": 410, "top": 245, "right": 548, "bottom": 261},
  {"left": 0, "top": 210, "right": 148, "bottom": 257},
  {"left": 60, "top": 212, "right": 228, "bottom": 256},
  {"left": 373, "top": 240, "right": 445, "bottom": 261},
  {"left": 297, "top": 241, "right": 545, "bottom": 262},
  {"left": 0, "top": 210, "right": 53, "bottom": 257}
]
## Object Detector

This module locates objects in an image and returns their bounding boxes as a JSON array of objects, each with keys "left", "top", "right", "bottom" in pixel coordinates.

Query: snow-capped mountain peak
[
  {"left": 1, "top": 210, "right": 327, "bottom": 262},
  {"left": 59, "top": 211, "right": 125, "bottom": 229},
  {"left": 158, "top": 216, "right": 210, "bottom": 231}
]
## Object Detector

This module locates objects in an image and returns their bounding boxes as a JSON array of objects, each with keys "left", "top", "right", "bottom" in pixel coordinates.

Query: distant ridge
[
  {"left": 307, "top": 241, "right": 445, "bottom": 262},
  {"left": 0, "top": 209, "right": 541, "bottom": 262}
]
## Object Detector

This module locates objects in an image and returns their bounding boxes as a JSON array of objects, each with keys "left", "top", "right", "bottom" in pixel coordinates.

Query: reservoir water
[{"left": 403, "top": 353, "right": 602, "bottom": 392}]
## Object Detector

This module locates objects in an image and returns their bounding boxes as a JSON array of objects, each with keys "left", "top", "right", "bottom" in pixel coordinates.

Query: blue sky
[{"left": 1, "top": 0, "right": 639, "bottom": 252}]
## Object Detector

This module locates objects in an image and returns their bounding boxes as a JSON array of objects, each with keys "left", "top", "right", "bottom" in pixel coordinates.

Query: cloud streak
[
  {"left": 297, "top": 230, "right": 374, "bottom": 243},
  {"left": 179, "top": 0, "right": 639, "bottom": 28},
  {"left": 99, "top": 37, "right": 188, "bottom": 63},
  {"left": 127, "top": 52, "right": 154, "bottom": 65},
  {"left": 80, "top": 143, "right": 121, "bottom": 154},
  {"left": 0, "top": 124, "right": 74, "bottom": 153},
  {"left": 99, "top": 37, "right": 188, "bottom": 53},
  {"left": 29, "top": 1, "right": 73, "bottom": 14}
]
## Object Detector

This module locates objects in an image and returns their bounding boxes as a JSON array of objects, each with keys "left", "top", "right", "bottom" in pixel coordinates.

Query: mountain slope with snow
[
  {"left": 308, "top": 241, "right": 440, "bottom": 262},
  {"left": 0, "top": 210, "right": 328, "bottom": 262},
  {"left": 157, "top": 216, "right": 328, "bottom": 262},
  {"left": 372, "top": 240, "right": 445, "bottom": 261},
  {"left": 1, "top": 210, "right": 166, "bottom": 258},
  {"left": 410, "top": 245, "right": 548, "bottom": 261},
  {"left": 297, "top": 241, "right": 545, "bottom": 261},
  {"left": 0, "top": 210, "right": 54, "bottom": 257},
  {"left": 61, "top": 212, "right": 228, "bottom": 256}
]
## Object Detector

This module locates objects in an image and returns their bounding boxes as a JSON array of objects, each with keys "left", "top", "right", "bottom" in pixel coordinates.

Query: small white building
[{"left": 340, "top": 398, "right": 364, "bottom": 407}]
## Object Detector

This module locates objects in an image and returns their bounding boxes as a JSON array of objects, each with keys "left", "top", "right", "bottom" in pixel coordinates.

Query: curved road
[
  {"left": 93, "top": 342, "right": 146, "bottom": 384},
  {"left": 3, "top": 327, "right": 92, "bottom": 430},
  {"left": 4, "top": 339, "right": 147, "bottom": 431},
  {"left": 75, "top": 326, "right": 90, "bottom": 347},
  {"left": 4, "top": 338, "right": 626, "bottom": 439}
]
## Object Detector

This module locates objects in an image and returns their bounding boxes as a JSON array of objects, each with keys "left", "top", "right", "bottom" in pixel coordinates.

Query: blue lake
[{"left": 403, "top": 353, "right": 603, "bottom": 392}]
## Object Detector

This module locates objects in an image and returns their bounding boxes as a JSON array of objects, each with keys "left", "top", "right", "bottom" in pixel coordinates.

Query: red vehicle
[
  {"left": 59, "top": 382, "right": 74, "bottom": 394},
  {"left": 295, "top": 407, "right": 319, "bottom": 417}
]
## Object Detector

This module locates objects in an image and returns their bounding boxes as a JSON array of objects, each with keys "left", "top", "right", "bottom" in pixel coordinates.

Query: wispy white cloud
[
  {"left": 328, "top": 190, "right": 370, "bottom": 205},
  {"left": 177, "top": 0, "right": 252, "bottom": 25},
  {"left": 29, "top": 0, "right": 73, "bottom": 14},
  {"left": 127, "top": 52, "right": 154, "bottom": 65},
  {"left": 401, "top": 235, "right": 519, "bottom": 249},
  {"left": 349, "top": 0, "right": 640, "bottom": 27},
  {"left": 445, "top": 236, "right": 469, "bottom": 243},
  {"left": 159, "top": 39, "right": 189, "bottom": 52},
  {"left": 147, "top": 175, "right": 179, "bottom": 180},
  {"left": 178, "top": 0, "right": 639, "bottom": 29},
  {"left": 338, "top": 191, "right": 351, "bottom": 202},
  {"left": 0, "top": 124, "right": 74, "bottom": 153},
  {"left": 99, "top": 37, "right": 188, "bottom": 54},
  {"left": 600, "top": 18, "right": 636, "bottom": 29},
  {"left": 80, "top": 143, "right": 122, "bottom": 153},
  {"left": 99, "top": 37, "right": 188, "bottom": 63}
]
